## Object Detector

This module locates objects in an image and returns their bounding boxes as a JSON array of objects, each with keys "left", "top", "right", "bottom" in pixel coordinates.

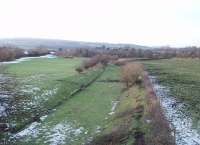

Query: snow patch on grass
[
  {"left": 21, "top": 86, "right": 41, "bottom": 95},
  {"left": 108, "top": 100, "right": 119, "bottom": 115},
  {"left": 40, "top": 115, "right": 48, "bottom": 121},
  {"left": 0, "top": 105, "right": 6, "bottom": 117},
  {"left": 12, "top": 120, "right": 86, "bottom": 145},
  {"left": 44, "top": 122, "right": 85, "bottom": 145},
  {"left": 12, "top": 122, "right": 40, "bottom": 139},
  {"left": 22, "top": 86, "right": 58, "bottom": 109},
  {"left": 95, "top": 126, "right": 101, "bottom": 133}
]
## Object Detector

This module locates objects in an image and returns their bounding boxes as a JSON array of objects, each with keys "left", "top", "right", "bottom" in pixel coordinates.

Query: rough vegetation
[
  {"left": 56, "top": 46, "right": 200, "bottom": 59},
  {"left": 90, "top": 62, "right": 174, "bottom": 145},
  {"left": 142, "top": 72, "right": 175, "bottom": 145},
  {"left": 75, "top": 54, "right": 117, "bottom": 73},
  {"left": 121, "top": 62, "right": 143, "bottom": 88},
  {"left": 0, "top": 47, "right": 25, "bottom": 61},
  {"left": 0, "top": 48, "right": 184, "bottom": 145},
  {"left": 0, "top": 47, "right": 50, "bottom": 62},
  {"left": 26, "top": 48, "right": 49, "bottom": 57}
]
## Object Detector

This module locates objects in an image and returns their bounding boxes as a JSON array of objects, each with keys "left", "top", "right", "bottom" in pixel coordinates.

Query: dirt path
[{"left": 150, "top": 76, "right": 200, "bottom": 145}]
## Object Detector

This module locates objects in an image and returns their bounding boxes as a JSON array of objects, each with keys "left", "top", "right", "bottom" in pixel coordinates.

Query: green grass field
[
  {"left": 1, "top": 57, "right": 151, "bottom": 145},
  {"left": 143, "top": 58, "right": 200, "bottom": 125},
  {"left": 1, "top": 57, "right": 104, "bottom": 136},
  {"left": 8, "top": 61, "right": 125, "bottom": 145}
]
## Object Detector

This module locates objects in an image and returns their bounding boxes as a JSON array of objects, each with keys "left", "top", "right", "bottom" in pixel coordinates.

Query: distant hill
[{"left": 0, "top": 38, "right": 150, "bottom": 49}]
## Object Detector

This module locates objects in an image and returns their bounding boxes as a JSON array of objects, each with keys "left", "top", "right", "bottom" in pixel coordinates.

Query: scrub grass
[{"left": 90, "top": 85, "right": 148, "bottom": 145}]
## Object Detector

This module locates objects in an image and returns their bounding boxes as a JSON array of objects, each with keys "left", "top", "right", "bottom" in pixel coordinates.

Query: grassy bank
[
  {"left": 1, "top": 57, "right": 104, "bottom": 138},
  {"left": 10, "top": 63, "right": 152, "bottom": 145},
  {"left": 143, "top": 58, "right": 200, "bottom": 126},
  {"left": 1, "top": 57, "right": 174, "bottom": 145},
  {"left": 12, "top": 64, "right": 123, "bottom": 145},
  {"left": 89, "top": 63, "right": 173, "bottom": 145}
]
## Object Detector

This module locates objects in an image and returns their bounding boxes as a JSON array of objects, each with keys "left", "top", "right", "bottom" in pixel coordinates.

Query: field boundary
[
  {"left": 142, "top": 71, "right": 176, "bottom": 145},
  {"left": 10, "top": 67, "right": 106, "bottom": 135}
]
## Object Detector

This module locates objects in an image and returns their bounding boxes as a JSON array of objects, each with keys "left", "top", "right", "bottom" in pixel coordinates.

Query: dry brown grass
[
  {"left": 142, "top": 72, "right": 175, "bottom": 145},
  {"left": 90, "top": 106, "right": 145, "bottom": 145}
]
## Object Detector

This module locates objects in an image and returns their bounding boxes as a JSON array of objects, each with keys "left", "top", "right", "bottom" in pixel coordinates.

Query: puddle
[
  {"left": 150, "top": 76, "right": 200, "bottom": 145},
  {"left": 1, "top": 54, "right": 56, "bottom": 64}
]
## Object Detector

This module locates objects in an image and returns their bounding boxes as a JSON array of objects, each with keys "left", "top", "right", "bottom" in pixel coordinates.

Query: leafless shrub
[
  {"left": 83, "top": 56, "right": 100, "bottom": 69},
  {"left": 0, "top": 47, "right": 25, "bottom": 61},
  {"left": 27, "top": 48, "right": 49, "bottom": 57},
  {"left": 13, "top": 48, "right": 25, "bottom": 59},
  {"left": 99, "top": 54, "right": 110, "bottom": 65},
  {"left": 121, "top": 63, "right": 143, "bottom": 88},
  {"left": 0, "top": 47, "right": 15, "bottom": 61},
  {"left": 113, "top": 60, "right": 126, "bottom": 66},
  {"left": 55, "top": 49, "right": 74, "bottom": 58},
  {"left": 82, "top": 54, "right": 113, "bottom": 69},
  {"left": 75, "top": 66, "right": 84, "bottom": 73}
]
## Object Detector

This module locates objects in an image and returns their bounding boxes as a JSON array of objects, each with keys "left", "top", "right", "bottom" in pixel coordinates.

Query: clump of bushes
[
  {"left": 75, "top": 66, "right": 84, "bottom": 73},
  {"left": 13, "top": 48, "right": 25, "bottom": 59},
  {"left": 55, "top": 49, "right": 74, "bottom": 58},
  {"left": 121, "top": 62, "right": 143, "bottom": 88},
  {"left": 27, "top": 48, "right": 49, "bottom": 57},
  {"left": 113, "top": 60, "right": 126, "bottom": 66},
  {"left": 0, "top": 46, "right": 51, "bottom": 62},
  {"left": 0, "top": 47, "right": 25, "bottom": 61},
  {"left": 75, "top": 55, "right": 102, "bottom": 73},
  {"left": 82, "top": 55, "right": 100, "bottom": 69},
  {"left": 75, "top": 54, "right": 117, "bottom": 73},
  {"left": 0, "top": 47, "right": 50, "bottom": 62}
]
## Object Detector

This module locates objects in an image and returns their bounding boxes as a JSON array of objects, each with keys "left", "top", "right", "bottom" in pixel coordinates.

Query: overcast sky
[{"left": 0, "top": 0, "right": 200, "bottom": 47}]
